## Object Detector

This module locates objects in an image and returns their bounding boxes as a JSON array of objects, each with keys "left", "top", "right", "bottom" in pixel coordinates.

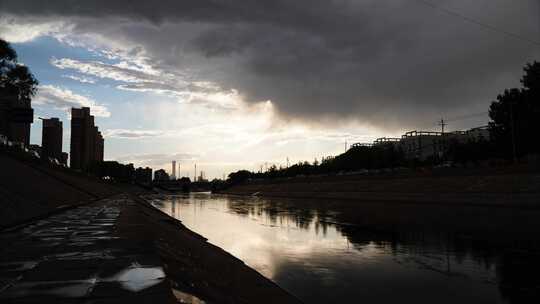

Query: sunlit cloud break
[
  {"left": 62, "top": 74, "right": 97, "bottom": 84},
  {"left": 33, "top": 85, "right": 110, "bottom": 117},
  {"left": 103, "top": 129, "right": 165, "bottom": 139},
  {"left": 50, "top": 57, "right": 226, "bottom": 104}
]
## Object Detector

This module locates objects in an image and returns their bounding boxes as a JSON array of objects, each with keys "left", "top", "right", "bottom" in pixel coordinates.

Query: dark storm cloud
[{"left": 1, "top": 0, "right": 539, "bottom": 130}]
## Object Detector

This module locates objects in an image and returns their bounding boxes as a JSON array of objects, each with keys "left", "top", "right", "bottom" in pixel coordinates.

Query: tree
[
  {"left": 489, "top": 61, "right": 540, "bottom": 158},
  {"left": 0, "top": 38, "right": 39, "bottom": 101},
  {"left": 228, "top": 170, "right": 253, "bottom": 183}
]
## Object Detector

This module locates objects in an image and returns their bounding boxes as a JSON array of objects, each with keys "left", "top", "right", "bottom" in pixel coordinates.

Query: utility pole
[
  {"left": 439, "top": 118, "right": 446, "bottom": 134},
  {"left": 345, "top": 141, "right": 348, "bottom": 152},
  {"left": 438, "top": 118, "right": 447, "bottom": 162},
  {"left": 286, "top": 157, "right": 289, "bottom": 168},
  {"left": 194, "top": 164, "right": 197, "bottom": 181}
]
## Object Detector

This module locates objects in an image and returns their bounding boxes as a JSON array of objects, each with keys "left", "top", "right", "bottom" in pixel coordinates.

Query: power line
[{"left": 413, "top": 0, "right": 540, "bottom": 47}]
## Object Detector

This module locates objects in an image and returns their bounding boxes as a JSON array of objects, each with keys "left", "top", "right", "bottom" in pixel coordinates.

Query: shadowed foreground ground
[{"left": 0, "top": 194, "right": 302, "bottom": 303}]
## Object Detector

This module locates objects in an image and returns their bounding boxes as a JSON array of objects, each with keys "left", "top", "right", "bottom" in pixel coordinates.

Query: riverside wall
[
  {"left": 218, "top": 170, "right": 540, "bottom": 244},
  {"left": 0, "top": 152, "right": 121, "bottom": 228},
  {"left": 220, "top": 170, "right": 540, "bottom": 207}
]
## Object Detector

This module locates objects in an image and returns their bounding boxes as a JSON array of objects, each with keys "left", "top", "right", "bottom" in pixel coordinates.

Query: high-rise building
[
  {"left": 41, "top": 118, "right": 63, "bottom": 161},
  {"left": 171, "top": 160, "right": 177, "bottom": 180},
  {"left": 70, "top": 107, "right": 104, "bottom": 170},
  {"left": 95, "top": 131, "right": 104, "bottom": 162},
  {"left": 0, "top": 93, "right": 33, "bottom": 146}
]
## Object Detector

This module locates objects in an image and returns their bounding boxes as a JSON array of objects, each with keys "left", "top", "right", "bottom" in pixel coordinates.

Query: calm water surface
[{"left": 150, "top": 193, "right": 538, "bottom": 303}]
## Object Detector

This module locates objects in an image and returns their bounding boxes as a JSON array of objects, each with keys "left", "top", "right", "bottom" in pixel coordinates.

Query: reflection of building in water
[
  {"left": 154, "top": 194, "right": 540, "bottom": 303},
  {"left": 0, "top": 93, "right": 34, "bottom": 146}
]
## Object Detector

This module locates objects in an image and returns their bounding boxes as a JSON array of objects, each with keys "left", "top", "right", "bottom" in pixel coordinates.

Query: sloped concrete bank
[
  {"left": 0, "top": 153, "right": 120, "bottom": 228},
  {"left": 219, "top": 172, "right": 540, "bottom": 207},
  {"left": 217, "top": 172, "right": 540, "bottom": 244},
  {"left": 133, "top": 195, "right": 302, "bottom": 303}
]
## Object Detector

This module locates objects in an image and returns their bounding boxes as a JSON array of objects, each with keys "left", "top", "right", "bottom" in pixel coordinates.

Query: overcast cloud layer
[{"left": 1, "top": 0, "right": 539, "bottom": 130}]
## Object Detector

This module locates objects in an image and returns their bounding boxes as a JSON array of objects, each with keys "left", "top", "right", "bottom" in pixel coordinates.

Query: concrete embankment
[
  {"left": 0, "top": 153, "right": 120, "bottom": 228},
  {"left": 218, "top": 171, "right": 540, "bottom": 244},
  {"left": 220, "top": 171, "right": 540, "bottom": 207}
]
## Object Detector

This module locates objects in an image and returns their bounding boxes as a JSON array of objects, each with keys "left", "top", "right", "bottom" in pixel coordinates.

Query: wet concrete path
[{"left": 0, "top": 195, "right": 175, "bottom": 303}]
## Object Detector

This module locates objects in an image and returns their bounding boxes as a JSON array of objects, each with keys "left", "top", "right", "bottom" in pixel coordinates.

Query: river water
[{"left": 149, "top": 193, "right": 539, "bottom": 304}]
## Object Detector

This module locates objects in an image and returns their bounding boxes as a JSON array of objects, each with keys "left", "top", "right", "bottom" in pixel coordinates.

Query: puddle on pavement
[
  {"left": 0, "top": 199, "right": 171, "bottom": 299},
  {"left": 101, "top": 264, "right": 166, "bottom": 292}
]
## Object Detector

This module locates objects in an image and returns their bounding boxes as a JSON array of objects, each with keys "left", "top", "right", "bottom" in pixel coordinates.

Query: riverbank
[
  {"left": 0, "top": 152, "right": 301, "bottom": 303},
  {"left": 133, "top": 195, "right": 302, "bottom": 303},
  {"left": 218, "top": 170, "right": 540, "bottom": 244},
  {"left": 219, "top": 169, "right": 540, "bottom": 207}
]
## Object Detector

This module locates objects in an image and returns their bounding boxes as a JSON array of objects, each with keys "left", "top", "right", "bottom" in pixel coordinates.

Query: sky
[{"left": 0, "top": 0, "right": 538, "bottom": 179}]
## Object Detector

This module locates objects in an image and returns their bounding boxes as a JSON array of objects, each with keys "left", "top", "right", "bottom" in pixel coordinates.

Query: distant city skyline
[{"left": 1, "top": 0, "right": 538, "bottom": 178}]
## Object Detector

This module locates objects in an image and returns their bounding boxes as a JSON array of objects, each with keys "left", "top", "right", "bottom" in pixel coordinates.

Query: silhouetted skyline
[{"left": 0, "top": 0, "right": 538, "bottom": 178}]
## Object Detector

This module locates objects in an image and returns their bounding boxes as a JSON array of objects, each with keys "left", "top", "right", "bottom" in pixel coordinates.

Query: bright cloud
[
  {"left": 62, "top": 74, "right": 97, "bottom": 84},
  {"left": 34, "top": 85, "right": 110, "bottom": 117},
  {"left": 0, "top": 17, "right": 69, "bottom": 43},
  {"left": 103, "top": 129, "right": 165, "bottom": 139},
  {"left": 51, "top": 57, "right": 152, "bottom": 83},
  {"left": 49, "top": 56, "right": 230, "bottom": 108}
]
